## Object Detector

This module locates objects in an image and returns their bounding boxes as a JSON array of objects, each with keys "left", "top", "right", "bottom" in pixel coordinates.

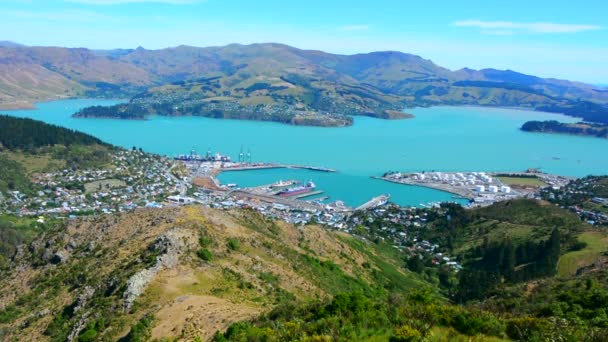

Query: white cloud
[
  {"left": 338, "top": 25, "right": 370, "bottom": 32},
  {"left": 454, "top": 20, "right": 602, "bottom": 34},
  {"left": 64, "top": 0, "right": 200, "bottom": 4}
]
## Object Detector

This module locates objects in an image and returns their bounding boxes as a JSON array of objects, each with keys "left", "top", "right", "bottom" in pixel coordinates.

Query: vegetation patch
[
  {"left": 557, "top": 231, "right": 608, "bottom": 278},
  {"left": 197, "top": 248, "right": 213, "bottom": 262},
  {"left": 496, "top": 176, "right": 547, "bottom": 187}
]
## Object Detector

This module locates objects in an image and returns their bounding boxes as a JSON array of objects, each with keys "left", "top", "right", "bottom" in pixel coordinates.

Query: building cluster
[
  {"left": 344, "top": 205, "right": 463, "bottom": 271},
  {"left": 176, "top": 189, "right": 352, "bottom": 228},
  {"left": 0, "top": 150, "right": 187, "bottom": 216},
  {"left": 541, "top": 178, "right": 608, "bottom": 226},
  {"left": 384, "top": 171, "right": 519, "bottom": 206}
]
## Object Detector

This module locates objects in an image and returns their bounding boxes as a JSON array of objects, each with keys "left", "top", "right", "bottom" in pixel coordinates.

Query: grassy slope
[
  {"left": 557, "top": 231, "right": 608, "bottom": 278},
  {"left": 444, "top": 200, "right": 585, "bottom": 255},
  {"left": 0, "top": 206, "right": 427, "bottom": 341}
]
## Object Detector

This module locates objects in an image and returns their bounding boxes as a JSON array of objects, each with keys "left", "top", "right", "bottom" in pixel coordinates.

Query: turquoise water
[{"left": 4, "top": 99, "right": 608, "bottom": 207}]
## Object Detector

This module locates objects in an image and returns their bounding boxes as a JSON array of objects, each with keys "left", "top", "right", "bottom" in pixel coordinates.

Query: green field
[
  {"left": 1, "top": 151, "right": 64, "bottom": 173},
  {"left": 557, "top": 231, "right": 608, "bottom": 278},
  {"left": 84, "top": 179, "right": 126, "bottom": 193},
  {"left": 497, "top": 176, "right": 546, "bottom": 187}
]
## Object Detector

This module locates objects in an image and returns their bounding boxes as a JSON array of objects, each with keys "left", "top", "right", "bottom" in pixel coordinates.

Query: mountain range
[{"left": 1, "top": 42, "right": 608, "bottom": 124}]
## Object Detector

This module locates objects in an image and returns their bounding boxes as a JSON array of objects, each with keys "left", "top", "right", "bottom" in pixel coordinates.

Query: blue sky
[{"left": 2, "top": 0, "right": 607, "bottom": 83}]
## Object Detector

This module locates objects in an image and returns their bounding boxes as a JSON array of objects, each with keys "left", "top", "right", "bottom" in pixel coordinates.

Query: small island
[{"left": 521, "top": 120, "right": 608, "bottom": 139}]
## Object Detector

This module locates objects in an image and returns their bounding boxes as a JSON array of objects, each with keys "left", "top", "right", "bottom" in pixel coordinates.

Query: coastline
[
  {"left": 0, "top": 96, "right": 127, "bottom": 111},
  {"left": 372, "top": 176, "right": 474, "bottom": 199}
]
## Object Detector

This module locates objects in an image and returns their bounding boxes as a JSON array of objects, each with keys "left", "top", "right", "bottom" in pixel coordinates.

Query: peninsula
[{"left": 521, "top": 120, "right": 608, "bottom": 138}]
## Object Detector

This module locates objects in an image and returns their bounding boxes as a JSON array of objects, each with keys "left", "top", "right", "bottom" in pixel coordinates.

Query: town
[{"left": 0, "top": 148, "right": 467, "bottom": 272}]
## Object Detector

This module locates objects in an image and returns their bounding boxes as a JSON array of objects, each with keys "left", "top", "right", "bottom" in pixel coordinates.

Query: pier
[
  {"left": 293, "top": 190, "right": 324, "bottom": 199},
  {"left": 356, "top": 194, "right": 390, "bottom": 211},
  {"left": 287, "top": 165, "right": 337, "bottom": 172},
  {"left": 221, "top": 164, "right": 337, "bottom": 173}
]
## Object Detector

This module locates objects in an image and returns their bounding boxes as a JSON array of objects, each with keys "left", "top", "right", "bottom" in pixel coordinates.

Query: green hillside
[
  {"left": 0, "top": 115, "right": 114, "bottom": 194},
  {"left": 2, "top": 44, "right": 608, "bottom": 125}
]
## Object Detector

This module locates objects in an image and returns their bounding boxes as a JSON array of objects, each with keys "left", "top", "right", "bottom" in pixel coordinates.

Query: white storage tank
[
  {"left": 501, "top": 186, "right": 512, "bottom": 193},
  {"left": 489, "top": 185, "right": 499, "bottom": 193},
  {"left": 475, "top": 185, "right": 485, "bottom": 192}
]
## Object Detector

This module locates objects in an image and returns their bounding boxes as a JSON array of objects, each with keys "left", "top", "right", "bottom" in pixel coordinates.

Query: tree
[
  {"left": 407, "top": 255, "right": 424, "bottom": 273},
  {"left": 541, "top": 228, "right": 561, "bottom": 276}
]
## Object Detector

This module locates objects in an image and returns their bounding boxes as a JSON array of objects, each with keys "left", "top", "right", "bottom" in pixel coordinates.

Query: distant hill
[
  {"left": 0, "top": 41, "right": 24, "bottom": 48},
  {"left": 2, "top": 43, "right": 608, "bottom": 124}
]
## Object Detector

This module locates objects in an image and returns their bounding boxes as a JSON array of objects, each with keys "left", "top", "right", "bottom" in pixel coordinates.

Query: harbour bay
[{"left": 5, "top": 99, "right": 607, "bottom": 207}]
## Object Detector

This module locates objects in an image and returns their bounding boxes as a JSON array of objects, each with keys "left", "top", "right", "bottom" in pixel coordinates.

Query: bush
[
  {"left": 0, "top": 305, "right": 20, "bottom": 324},
  {"left": 569, "top": 241, "right": 588, "bottom": 251},
  {"left": 197, "top": 248, "right": 213, "bottom": 261},
  {"left": 78, "top": 328, "right": 98, "bottom": 342},
  {"left": 119, "top": 315, "right": 154, "bottom": 342},
  {"left": 391, "top": 324, "right": 423, "bottom": 341},
  {"left": 506, "top": 317, "right": 548, "bottom": 341},
  {"left": 227, "top": 238, "right": 241, "bottom": 251},
  {"left": 199, "top": 235, "right": 213, "bottom": 248},
  {"left": 452, "top": 311, "right": 505, "bottom": 337}
]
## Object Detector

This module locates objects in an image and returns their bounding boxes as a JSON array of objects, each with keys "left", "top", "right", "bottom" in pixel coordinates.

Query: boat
[
  {"left": 276, "top": 181, "right": 316, "bottom": 197},
  {"left": 270, "top": 180, "right": 297, "bottom": 188}
]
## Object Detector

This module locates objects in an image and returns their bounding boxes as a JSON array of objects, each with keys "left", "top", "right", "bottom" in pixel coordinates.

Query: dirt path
[{"left": 151, "top": 294, "right": 262, "bottom": 341}]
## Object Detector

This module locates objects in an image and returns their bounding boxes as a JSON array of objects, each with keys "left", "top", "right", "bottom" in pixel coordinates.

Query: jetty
[
  {"left": 293, "top": 190, "right": 324, "bottom": 199},
  {"left": 356, "top": 194, "right": 390, "bottom": 211},
  {"left": 218, "top": 163, "right": 336, "bottom": 173},
  {"left": 288, "top": 165, "right": 337, "bottom": 172}
]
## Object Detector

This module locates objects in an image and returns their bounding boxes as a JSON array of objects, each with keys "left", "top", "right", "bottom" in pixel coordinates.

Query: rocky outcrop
[{"left": 122, "top": 229, "right": 184, "bottom": 310}]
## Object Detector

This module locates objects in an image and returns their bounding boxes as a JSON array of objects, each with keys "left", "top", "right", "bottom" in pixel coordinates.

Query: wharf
[
  {"left": 356, "top": 194, "right": 390, "bottom": 211},
  {"left": 307, "top": 195, "right": 330, "bottom": 202},
  {"left": 287, "top": 165, "right": 337, "bottom": 172},
  {"left": 221, "top": 164, "right": 284, "bottom": 171},
  {"left": 293, "top": 190, "right": 324, "bottom": 199},
  {"left": 219, "top": 163, "right": 336, "bottom": 173},
  {"left": 374, "top": 176, "right": 475, "bottom": 199},
  {"left": 230, "top": 190, "right": 322, "bottom": 211}
]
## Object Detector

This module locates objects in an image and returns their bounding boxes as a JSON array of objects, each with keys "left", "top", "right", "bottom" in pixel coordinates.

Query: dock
[
  {"left": 355, "top": 194, "right": 390, "bottom": 211},
  {"left": 287, "top": 165, "right": 337, "bottom": 172},
  {"left": 373, "top": 175, "right": 475, "bottom": 199},
  {"left": 220, "top": 164, "right": 284, "bottom": 172},
  {"left": 307, "top": 196, "right": 330, "bottom": 202},
  {"left": 293, "top": 190, "right": 324, "bottom": 199},
  {"left": 218, "top": 163, "right": 337, "bottom": 173}
]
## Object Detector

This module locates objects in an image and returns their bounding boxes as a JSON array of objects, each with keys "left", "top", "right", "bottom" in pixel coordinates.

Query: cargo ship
[{"left": 276, "top": 181, "right": 316, "bottom": 197}]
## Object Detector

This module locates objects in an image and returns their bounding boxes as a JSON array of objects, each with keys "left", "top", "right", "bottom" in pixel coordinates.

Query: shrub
[
  {"left": 391, "top": 324, "right": 423, "bottom": 341},
  {"left": 120, "top": 315, "right": 154, "bottom": 342},
  {"left": 199, "top": 236, "right": 213, "bottom": 248},
  {"left": 259, "top": 272, "right": 279, "bottom": 287},
  {"left": 452, "top": 311, "right": 505, "bottom": 337},
  {"left": 0, "top": 305, "right": 20, "bottom": 324},
  {"left": 197, "top": 248, "right": 213, "bottom": 261},
  {"left": 227, "top": 238, "right": 241, "bottom": 251},
  {"left": 506, "top": 317, "right": 548, "bottom": 341},
  {"left": 78, "top": 329, "right": 98, "bottom": 342}
]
